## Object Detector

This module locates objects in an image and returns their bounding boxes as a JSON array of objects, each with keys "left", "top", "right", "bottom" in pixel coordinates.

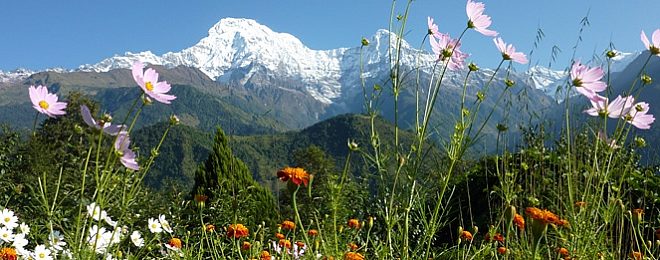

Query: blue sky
[{"left": 1, "top": 0, "right": 658, "bottom": 71}]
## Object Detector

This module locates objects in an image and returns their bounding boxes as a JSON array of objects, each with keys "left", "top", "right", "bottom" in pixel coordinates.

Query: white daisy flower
[
  {"left": 148, "top": 218, "right": 162, "bottom": 233},
  {"left": 86, "top": 203, "right": 108, "bottom": 221},
  {"left": 0, "top": 209, "right": 18, "bottom": 229},
  {"left": 19, "top": 222, "right": 29, "bottom": 235},
  {"left": 159, "top": 214, "right": 173, "bottom": 233},
  {"left": 130, "top": 231, "right": 144, "bottom": 247},
  {"left": 33, "top": 245, "right": 53, "bottom": 260},
  {"left": 87, "top": 225, "right": 110, "bottom": 254},
  {"left": 12, "top": 233, "right": 28, "bottom": 249},
  {"left": 0, "top": 226, "right": 14, "bottom": 242},
  {"left": 48, "top": 230, "right": 66, "bottom": 251}
]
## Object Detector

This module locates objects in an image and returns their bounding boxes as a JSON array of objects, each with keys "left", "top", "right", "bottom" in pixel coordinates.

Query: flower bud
[
  {"left": 635, "top": 137, "right": 647, "bottom": 148},
  {"left": 468, "top": 63, "right": 479, "bottom": 72},
  {"left": 505, "top": 79, "right": 515, "bottom": 87},
  {"left": 101, "top": 113, "right": 113, "bottom": 123},
  {"left": 476, "top": 92, "right": 485, "bottom": 102},
  {"left": 361, "top": 37, "right": 369, "bottom": 46},
  {"left": 606, "top": 50, "right": 617, "bottom": 59},
  {"left": 496, "top": 123, "right": 508, "bottom": 132},
  {"left": 142, "top": 96, "right": 152, "bottom": 105},
  {"left": 74, "top": 124, "right": 84, "bottom": 135},
  {"left": 641, "top": 74, "right": 652, "bottom": 85},
  {"left": 169, "top": 115, "right": 180, "bottom": 125},
  {"left": 347, "top": 139, "right": 359, "bottom": 151}
]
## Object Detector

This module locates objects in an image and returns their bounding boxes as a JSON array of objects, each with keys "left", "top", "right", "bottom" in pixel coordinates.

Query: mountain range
[{"left": 1, "top": 18, "right": 658, "bottom": 157}]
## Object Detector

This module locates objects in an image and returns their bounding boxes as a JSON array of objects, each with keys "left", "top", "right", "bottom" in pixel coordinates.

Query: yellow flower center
[
  {"left": 39, "top": 100, "right": 49, "bottom": 109},
  {"left": 39, "top": 253, "right": 45, "bottom": 258},
  {"left": 145, "top": 81, "right": 154, "bottom": 91}
]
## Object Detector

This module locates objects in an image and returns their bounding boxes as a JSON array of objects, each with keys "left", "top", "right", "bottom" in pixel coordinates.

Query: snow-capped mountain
[{"left": 0, "top": 68, "right": 36, "bottom": 83}]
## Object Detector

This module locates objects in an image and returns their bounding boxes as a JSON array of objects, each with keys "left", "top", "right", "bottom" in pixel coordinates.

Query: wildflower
[
  {"left": 194, "top": 194, "right": 208, "bottom": 208},
  {"left": 275, "top": 233, "right": 285, "bottom": 240},
  {"left": 641, "top": 29, "right": 660, "bottom": 56},
  {"left": 18, "top": 223, "right": 29, "bottom": 235},
  {"left": 584, "top": 95, "right": 633, "bottom": 119},
  {"left": 427, "top": 17, "right": 440, "bottom": 36},
  {"left": 278, "top": 239, "right": 292, "bottom": 249},
  {"left": 292, "top": 242, "right": 307, "bottom": 259},
  {"left": 557, "top": 247, "right": 569, "bottom": 257},
  {"left": 148, "top": 218, "right": 162, "bottom": 233},
  {"left": 227, "top": 224, "right": 249, "bottom": 238},
  {"left": 165, "top": 238, "right": 182, "bottom": 251},
  {"left": 0, "top": 209, "right": 18, "bottom": 230},
  {"left": 624, "top": 101, "right": 655, "bottom": 130},
  {"left": 493, "top": 38, "right": 528, "bottom": 64},
  {"left": 429, "top": 32, "right": 468, "bottom": 71},
  {"left": 241, "top": 241, "right": 251, "bottom": 251},
  {"left": 485, "top": 232, "right": 504, "bottom": 243},
  {"left": 631, "top": 251, "right": 643, "bottom": 260},
  {"left": 348, "top": 242, "right": 358, "bottom": 251},
  {"left": 0, "top": 247, "right": 16, "bottom": 260},
  {"left": 347, "top": 219, "right": 361, "bottom": 229},
  {"left": 525, "top": 207, "right": 560, "bottom": 225},
  {"left": 0, "top": 227, "right": 13, "bottom": 242},
  {"left": 260, "top": 251, "right": 273, "bottom": 260},
  {"left": 307, "top": 229, "right": 319, "bottom": 236},
  {"left": 130, "top": 231, "right": 144, "bottom": 247},
  {"left": 115, "top": 131, "right": 139, "bottom": 171},
  {"left": 205, "top": 224, "right": 215, "bottom": 232},
  {"left": 131, "top": 61, "right": 176, "bottom": 104},
  {"left": 466, "top": 0, "right": 498, "bottom": 36},
  {"left": 513, "top": 214, "right": 525, "bottom": 230},
  {"left": 277, "top": 167, "right": 310, "bottom": 186},
  {"left": 159, "top": 215, "right": 173, "bottom": 233},
  {"left": 12, "top": 233, "right": 28, "bottom": 250},
  {"left": 48, "top": 230, "right": 66, "bottom": 251},
  {"left": 597, "top": 131, "right": 620, "bottom": 149},
  {"left": 28, "top": 85, "right": 67, "bottom": 118},
  {"left": 497, "top": 247, "right": 507, "bottom": 255},
  {"left": 80, "top": 105, "right": 124, "bottom": 135},
  {"left": 33, "top": 245, "right": 52, "bottom": 260},
  {"left": 281, "top": 220, "right": 295, "bottom": 230},
  {"left": 87, "top": 225, "right": 111, "bottom": 254},
  {"left": 86, "top": 203, "right": 108, "bottom": 222},
  {"left": 344, "top": 252, "right": 365, "bottom": 260},
  {"left": 460, "top": 230, "right": 473, "bottom": 241},
  {"left": 570, "top": 61, "right": 606, "bottom": 100}
]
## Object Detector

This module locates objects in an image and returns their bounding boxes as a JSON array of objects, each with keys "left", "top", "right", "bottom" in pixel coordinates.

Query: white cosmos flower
[
  {"left": 33, "top": 245, "right": 53, "bottom": 260},
  {"left": 159, "top": 214, "right": 173, "bottom": 233},
  {"left": 104, "top": 215, "right": 117, "bottom": 227},
  {"left": 148, "top": 218, "right": 162, "bottom": 233},
  {"left": 0, "top": 208, "right": 18, "bottom": 229},
  {"left": 86, "top": 203, "right": 108, "bottom": 221},
  {"left": 48, "top": 230, "right": 66, "bottom": 251},
  {"left": 108, "top": 228, "right": 122, "bottom": 245},
  {"left": 131, "top": 231, "right": 144, "bottom": 247},
  {"left": 0, "top": 227, "right": 14, "bottom": 242},
  {"left": 19, "top": 222, "right": 29, "bottom": 235}
]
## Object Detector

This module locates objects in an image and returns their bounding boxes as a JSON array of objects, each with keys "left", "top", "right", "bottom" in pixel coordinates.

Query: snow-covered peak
[
  {"left": 608, "top": 50, "right": 641, "bottom": 73},
  {"left": 0, "top": 68, "right": 36, "bottom": 83}
]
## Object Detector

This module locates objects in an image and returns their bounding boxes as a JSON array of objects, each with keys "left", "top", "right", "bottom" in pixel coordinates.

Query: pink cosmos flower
[
  {"left": 131, "top": 61, "right": 176, "bottom": 104},
  {"left": 570, "top": 61, "right": 607, "bottom": 100},
  {"left": 466, "top": 0, "right": 498, "bottom": 37},
  {"left": 427, "top": 17, "right": 440, "bottom": 36},
  {"left": 597, "top": 131, "right": 620, "bottom": 149},
  {"left": 430, "top": 33, "right": 469, "bottom": 71},
  {"left": 625, "top": 101, "right": 655, "bottom": 130},
  {"left": 641, "top": 29, "right": 660, "bottom": 56},
  {"left": 29, "top": 85, "right": 67, "bottom": 118},
  {"left": 115, "top": 131, "right": 139, "bottom": 171},
  {"left": 80, "top": 105, "right": 125, "bottom": 135},
  {"left": 493, "top": 38, "right": 528, "bottom": 64},
  {"left": 584, "top": 95, "right": 633, "bottom": 119}
]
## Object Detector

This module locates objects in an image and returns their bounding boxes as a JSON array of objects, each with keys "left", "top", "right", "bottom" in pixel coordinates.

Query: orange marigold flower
[
  {"left": 281, "top": 220, "right": 296, "bottom": 230},
  {"left": 485, "top": 233, "right": 504, "bottom": 243},
  {"left": 497, "top": 247, "right": 507, "bottom": 255},
  {"left": 260, "top": 251, "right": 272, "bottom": 260},
  {"left": 631, "top": 251, "right": 642, "bottom": 260},
  {"left": 275, "top": 232, "right": 285, "bottom": 240},
  {"left": 348, "top": 242, "right": 358, "bottom": 251},
  {"left": 279, "top": 239, "right": 292, "bottom": 249},
  {"left": 526, "top": 207, "right": 561, "bottom": 225},
  {"left": 168, "top": 238, "right": 182, "bottom": 249},
  {"left": 308, "top": 229, "right": 319, "bottom": 236},
  {"left": 227, "top": 224, "right": 249, "bottom": 238},
  {"left": 205, "top": 224, "right": 215, "bottom": 232},
  {"left": 295, "top": 241, "right": 305, "bottom": 248},
  {"left": 0, "top": 247, "right": 17, "bottom": 260},
  {"left": 347, "top": 219, "right": 361, "bottom": 229},
  {"left": 344, "top": 252, "right": 365, "bottom": 260},
  {"left": 632, "top": 208, "right": 644, "bottom": 224},
  {"left": 460, "top": 230, "right": 473, "bottom": 241},
  {"left": 277, "top": 167, "right": 310, "bottom": 186},
  {"left": 557, "top": 247, "right": 569, "bottom": 257},
  {"left": 574, "top": 201, "right": 586, "bottom": 207},
  {"left": 513, "top": 213, "right": 525, "bottom": 230},
  {"left": 194, "top": 194, "right": 208, "bottom": 203},
  {"left": 241, "top": 241, "right": 251, "bottom": 251}
]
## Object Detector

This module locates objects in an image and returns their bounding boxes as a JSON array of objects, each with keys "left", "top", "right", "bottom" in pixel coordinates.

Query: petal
[
  {"left": 583, "top": 81, "right": 607, "bottom": 92},
  {"left": 641, "top": 31, "right": 650, "bottom": 49},
  {"left": 653, "top": 29, "right": 660, "bottom": 46},
  {"left": 153, "top": 81, "right": 171, "bottom": 94},
  {"left": 476, "top": 27, "right": 498, "bottom": 37},
  {"left": 80, "top": 105, "right": 97, "bottom": 128},
  {"left": 132, "top": 61, "right": 144, "bottom": 85},
  {"left": 143, "top": 68, "right": 159, "bottom": 83}
]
